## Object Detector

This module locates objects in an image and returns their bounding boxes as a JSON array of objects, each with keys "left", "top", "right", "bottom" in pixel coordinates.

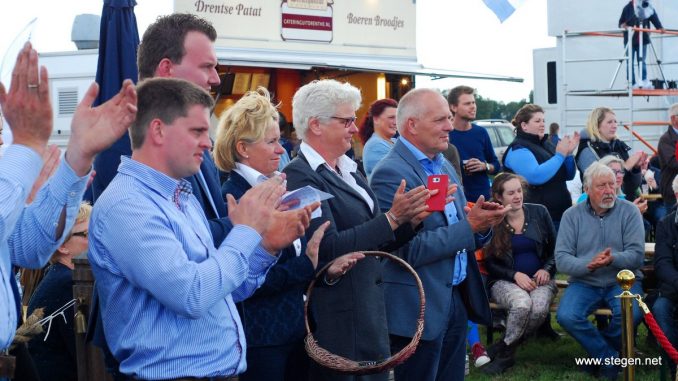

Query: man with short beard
[{"left": 555, "top": 162, "right": 644, "bottom": 381}]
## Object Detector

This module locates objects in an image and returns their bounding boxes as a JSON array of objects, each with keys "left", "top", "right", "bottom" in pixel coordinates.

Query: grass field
[{"left": 466, "top": 316, "right": 670, "bottom": 381}]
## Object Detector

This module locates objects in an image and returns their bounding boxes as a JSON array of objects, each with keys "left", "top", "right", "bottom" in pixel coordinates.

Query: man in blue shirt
[
  {"left": 447, "top": 86, "right": 500, "bottom": 201},
  {"left": 0, "top": 42, "right": 137, "bottom": 378},
  {"left": 89, "top": 78, "right": 316, "bottom": 380}
]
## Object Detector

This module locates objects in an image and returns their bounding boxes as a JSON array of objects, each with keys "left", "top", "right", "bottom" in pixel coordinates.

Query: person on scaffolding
[{"left": 618, "top": 0, "right": 664, "bottom": 89}]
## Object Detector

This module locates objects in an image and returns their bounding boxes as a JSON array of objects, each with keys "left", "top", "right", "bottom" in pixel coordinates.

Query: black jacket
[
  {"left": 654, "top": 210, "right": 678, "bottom": 302},
  {"left": 485, "top": 203, "right": 557, "bottom": 287},
  {"left": 619, "top": 1, "right": 663, "bottom": 47},
  {"left": 502, "top": 130, "right": 571, "bottom": 222},
  {"left": 575, "top": 137, "right": 642, "bottom": 200}
]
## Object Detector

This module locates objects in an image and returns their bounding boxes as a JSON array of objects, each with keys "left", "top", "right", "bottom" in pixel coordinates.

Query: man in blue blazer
[
  {"left": 370, "top": 88, "right": 508, "bottom": 381},
  {"left": 92, "top": 14, "right": 231, "bottom": 246}
]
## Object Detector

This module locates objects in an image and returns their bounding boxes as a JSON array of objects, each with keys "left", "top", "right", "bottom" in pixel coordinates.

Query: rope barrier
[{"left": 634, "top": 295, "right": 678, "bottom": 364}]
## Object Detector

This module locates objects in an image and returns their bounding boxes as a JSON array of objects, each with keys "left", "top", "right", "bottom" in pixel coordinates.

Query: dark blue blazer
[
  {"left": 222, "top": 170, "right": 315, "bottom": 346},
  {"left": 369, "top": 140, "right": 492, "bottom": 341}
]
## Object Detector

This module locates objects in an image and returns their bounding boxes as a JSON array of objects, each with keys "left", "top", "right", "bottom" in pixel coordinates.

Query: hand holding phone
[{"left": 426, "top": 174, "right": 449, "bottom": 211}]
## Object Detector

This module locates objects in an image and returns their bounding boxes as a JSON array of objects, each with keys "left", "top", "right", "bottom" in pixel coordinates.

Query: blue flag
[{"left": 482, "top": 0, "right": 525, "bottom": 23}]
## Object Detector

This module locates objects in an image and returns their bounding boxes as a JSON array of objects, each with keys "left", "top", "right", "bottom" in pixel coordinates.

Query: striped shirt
[
  {"left": 1, "top": 145, "right": 89, "bottom": 350},
  {"left": 89, "top": 156, "right": 276, "bottom": 379}
]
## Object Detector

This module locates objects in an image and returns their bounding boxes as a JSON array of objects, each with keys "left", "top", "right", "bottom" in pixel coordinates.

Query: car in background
[{"left": 474, "top": 119, "right": 515, "bottom": 164}]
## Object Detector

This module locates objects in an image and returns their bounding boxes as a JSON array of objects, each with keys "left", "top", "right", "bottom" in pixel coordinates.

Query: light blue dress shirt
[
  {"left": 89, "top": 157, "right": 276, "bottom": 379},
  {"left": 1, "top": 145, "right": 89, "bottom": 350},
  {"left": 398, "top": 137, "right": 467, "bottom": 285}
]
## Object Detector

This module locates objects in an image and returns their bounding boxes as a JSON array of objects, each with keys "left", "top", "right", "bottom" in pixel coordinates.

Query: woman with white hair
[
  {"left": 283, "top": 80, "right": 432, "bottom": 381},
  {"left": 577, "top": 155, "right": 649, "bottom": 215}
]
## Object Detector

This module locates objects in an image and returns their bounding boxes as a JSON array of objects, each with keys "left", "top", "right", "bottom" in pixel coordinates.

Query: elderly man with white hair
[{"left": 556, "top": 161, "right": 645, "bottom": 380}]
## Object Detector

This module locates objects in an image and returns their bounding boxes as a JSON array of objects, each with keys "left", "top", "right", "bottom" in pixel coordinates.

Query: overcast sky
[{"left": 0, "top": 0, "right": 554, "bottom": 103}]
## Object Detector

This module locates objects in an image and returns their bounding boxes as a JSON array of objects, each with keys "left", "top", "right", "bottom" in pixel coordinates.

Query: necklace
[{"left": 505, "top": 211, "right": 526, "bottom": 234}]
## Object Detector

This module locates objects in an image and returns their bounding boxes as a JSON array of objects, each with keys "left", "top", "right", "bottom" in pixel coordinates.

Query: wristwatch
[{"left": 485, "top": 162, "right": 491, "bottom": 172}]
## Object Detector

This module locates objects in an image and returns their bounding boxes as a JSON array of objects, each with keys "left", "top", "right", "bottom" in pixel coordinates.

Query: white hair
[
  {"left": 292, "top": 80, "right": 361, "bottom": 140},
  {"left": 672, "top": 174, "right": 678, "bottom": 194},
  {"left": 598, "top": 155, "right": 625, "bottom": 168},
  {"left": 583, "top": 162, "right": 615, "bottom": 190},
  {"left": 396, "top": 88, "right": 441, "bottom": 133},
  {"left": 669, "top": 103, "right": 678, "bottom": 119},
  {"left": 598, "top": 155, "right": 624, "bottom": 195}
]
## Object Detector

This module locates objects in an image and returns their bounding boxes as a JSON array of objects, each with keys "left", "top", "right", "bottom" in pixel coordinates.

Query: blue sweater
[{"left": 449, "top": 124, "right": 500, "bottom": 201}]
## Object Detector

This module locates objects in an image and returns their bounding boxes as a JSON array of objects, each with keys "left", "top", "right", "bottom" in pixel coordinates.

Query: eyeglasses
[
  {"left": 72, "top": 230, "right": 88, "bottom": 238},
  {"left": 323, "top": 116, "right": 357, "bottom": 128},
  {"left": 612, "top": 169, "right": 625, "bottom": 176}
]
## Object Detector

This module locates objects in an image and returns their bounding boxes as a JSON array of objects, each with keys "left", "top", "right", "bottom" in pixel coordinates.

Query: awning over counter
[{"left": 214, "top": 47, "right": 524, "bottom": 83}]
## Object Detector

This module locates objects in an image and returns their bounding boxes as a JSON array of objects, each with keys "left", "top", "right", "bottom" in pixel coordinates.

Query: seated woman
[
  {"left": 576, "top": 107, "right": 645, "bottom": 200},
  {"left": 213, "top": 88, "right": 350, "bottom": 381},
  {"left": 577, "top": 155, "right": 649, "bottom": 213},
  {"left": 357, "top": 98, "right": 398, "bottom": 178},
  {"left": 27, "top": 202, "right": 92, "bottom": 381},
  {"left": 503, "top": 104, "right": 578, "bottom": 230},
  {"left": 283, "top": 79, "right": 431, "bottom": 381},
  {"left": 482, "top": 173, "right": 558, "bottom": 375}
]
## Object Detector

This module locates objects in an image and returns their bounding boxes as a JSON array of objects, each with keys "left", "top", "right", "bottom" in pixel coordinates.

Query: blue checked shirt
[
  {"left": 399, "top": 137, "right": 467, "bottom": 285},
  {"left": 89, "top": 157, "right": 276, "bottom": 379},
  {"left": 1, "top": 145, "right": 89, "bottom": 350}
]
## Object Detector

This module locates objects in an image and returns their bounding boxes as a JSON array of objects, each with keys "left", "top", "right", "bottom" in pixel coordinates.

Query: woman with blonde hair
[
  {"left": 214, "top": 87, "right": 350, "bottom": 381},
  {"left": 575, "top": 107, "right": 645, "bottom": 199}
]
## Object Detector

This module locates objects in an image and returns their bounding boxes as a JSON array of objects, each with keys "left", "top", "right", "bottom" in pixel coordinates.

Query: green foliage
[
  {"left": 475, "top": 94, "right": 530, "bottom": 121},
  {"left": 466, "top": 317, "right": 666, "bottom": 381}
]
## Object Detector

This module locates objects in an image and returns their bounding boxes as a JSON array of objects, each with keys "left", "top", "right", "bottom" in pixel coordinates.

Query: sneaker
[
  {"left": 465, "top": 354, "right": 470, "bottom": 376},
  {"left": 472, "top": 343, "right": 491, "bottom": 367}
]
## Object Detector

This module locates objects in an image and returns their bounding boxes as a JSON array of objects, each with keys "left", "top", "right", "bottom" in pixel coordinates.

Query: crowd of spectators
[{"left": 3, "top": 12, "right": 678, "bottom": 381}]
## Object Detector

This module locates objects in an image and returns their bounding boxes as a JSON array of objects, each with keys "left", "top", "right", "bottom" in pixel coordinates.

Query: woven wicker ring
[{"left": 304, "top": 251, "right": 426, "bottom": 375}]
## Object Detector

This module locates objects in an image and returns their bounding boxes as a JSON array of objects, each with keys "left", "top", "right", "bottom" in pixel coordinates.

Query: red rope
[{"left": 643, "top": 310, "right": 678, "bottom": 363}]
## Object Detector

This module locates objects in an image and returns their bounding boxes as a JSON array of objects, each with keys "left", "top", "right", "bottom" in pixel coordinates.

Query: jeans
[
  {"left": 557, "top": 281, "right": 643, "bottom": 360},
  {"left": 627, "top": 43, "right": 648, "bottom": 85},
  {"left": 651, "top": 297, "right": 678, "bottom": 371}
]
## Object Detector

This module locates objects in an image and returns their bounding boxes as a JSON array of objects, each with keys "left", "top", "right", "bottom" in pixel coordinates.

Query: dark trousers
[
  {"left": 390, "top": 288, "right": 468, "bottom": 381},
  {"left": 240, "top": 341, "right": 309, "bottom": 381}
]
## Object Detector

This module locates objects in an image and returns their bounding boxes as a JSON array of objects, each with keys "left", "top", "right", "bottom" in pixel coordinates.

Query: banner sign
[{"left": 175, "top": 0, "right": 416, "bottom": 59}]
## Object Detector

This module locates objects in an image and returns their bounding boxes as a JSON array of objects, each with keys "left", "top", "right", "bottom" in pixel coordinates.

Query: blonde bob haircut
[
  {"left": 214, "top": 87, "right": 279, "bottom": 172},
  {"left": 586, "top": 107, "right": 615, "bottom": 142}
]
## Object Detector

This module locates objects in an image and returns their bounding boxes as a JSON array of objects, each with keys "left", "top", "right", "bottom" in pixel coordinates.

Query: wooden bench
[{"left": 486, "top": 279, "right": 612, "bottom": 343}]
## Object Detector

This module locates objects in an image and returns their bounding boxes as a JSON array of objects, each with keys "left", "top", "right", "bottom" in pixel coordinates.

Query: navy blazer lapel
[
  {"left": 224, "top": 171, "right": 252, "bottom": 200},
  {"left": 197, "top": 151, "right": 227, "bottom": 218},
  {"left": 297, "top": 151, "right": 376, "bottom": 214}
]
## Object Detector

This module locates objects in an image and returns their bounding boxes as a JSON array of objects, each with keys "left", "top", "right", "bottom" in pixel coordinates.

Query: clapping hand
[
  {"left": 587, "top": 248, "right": 613, "bottom": 272},
  {"left": 66, "top": 79, "right": 137, "bottom": 176},
  {"left": 465, "top": 195, "right": 510, "bottom": 233},
  {"left": 0, "top": 42, "right": 52, "bottom": 155}
]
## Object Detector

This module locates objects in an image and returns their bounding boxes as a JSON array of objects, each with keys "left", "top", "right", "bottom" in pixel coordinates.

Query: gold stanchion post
[{"left": 617, "top": 269, "right": 636, "bottom": 381}]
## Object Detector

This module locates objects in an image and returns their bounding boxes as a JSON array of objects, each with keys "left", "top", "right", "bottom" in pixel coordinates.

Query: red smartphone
[{"left": 426, "top": 174, "right": 449, "bottom": 211}]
